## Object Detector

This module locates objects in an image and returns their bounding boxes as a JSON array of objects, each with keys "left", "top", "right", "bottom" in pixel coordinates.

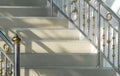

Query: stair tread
[
  {"left": 19, "top": 40, "right": 97, "bottom": 53},
  {"left": 15, "top": 29, "right": 80, "bottom": 40}
]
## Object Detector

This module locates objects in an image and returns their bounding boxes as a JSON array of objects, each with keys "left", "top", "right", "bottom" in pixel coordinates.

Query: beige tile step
[
  {"left": 20, "top": 68, "right": 116, "bottom": 76},
  {"left": 17, "top": 53, "right": 98, "bottom": 67},
  {"left": 19, "top": 40, "right": 97, "bottom": 53},
  {"left": 0, "top": 0, "right": 47, "bottom": 6},
  {"left": 0, "top": 40, "right": 96, "bottom": 53},
  {"left": 0, "top": 17, "right": 68, "bottom": 29},
  {"left": 0, "top": 7, "right": 52, "bottom": 17},
  {"left": 15, "top": 29, "right": 80, "bottom": 40}
]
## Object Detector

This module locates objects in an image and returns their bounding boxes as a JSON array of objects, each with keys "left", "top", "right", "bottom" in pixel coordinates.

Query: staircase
[{"left": 0, "top": 0, "right": 120, "bottom": 76}]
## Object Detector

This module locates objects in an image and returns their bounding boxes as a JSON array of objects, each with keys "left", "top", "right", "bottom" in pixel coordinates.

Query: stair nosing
[
  {"left": 1, "top": 28, "right": 76, "bottom": 30},
  {"left": 0, "top": 16, "right": 67, "bottom": 18},
  {"left": 20, "top": 66, "right": 114, "bottom": 70},
  {"left": 21, "top": 40, "right": 88, "bottom": 42},
  {"left": 0, "top": 6, "right": 48, "bottom": 8}
]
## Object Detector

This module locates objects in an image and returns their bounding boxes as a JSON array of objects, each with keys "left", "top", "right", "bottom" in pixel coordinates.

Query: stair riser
[
  {"left": 8, "top": 54, "right": 98, "bottom": 67},
  {"left": 20, "top": 68, "right": 116, "bottom": 76},
  {"left": 0, "top": 8, "right": 50, "bottom": 17},
  {"left": 0, "top": 0, "right": 47, "bottom": 6}
]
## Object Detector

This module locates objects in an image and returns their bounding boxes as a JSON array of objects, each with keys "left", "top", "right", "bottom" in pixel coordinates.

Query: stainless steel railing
[
  {"left": 49, "top": 0, "right": 120, "bottom": 74},
  {"left": 0, "top": 31, "right": 21, "bottom": 76}
]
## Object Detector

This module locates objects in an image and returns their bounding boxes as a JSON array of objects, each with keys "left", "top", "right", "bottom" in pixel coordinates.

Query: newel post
[{"left": 12, "top": 35, "right": 21, "bottom": 76}]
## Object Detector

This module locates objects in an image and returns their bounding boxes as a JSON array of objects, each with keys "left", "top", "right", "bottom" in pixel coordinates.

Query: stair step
[
  {"left": 0, "top": 0, "right": 47, "bottom": 6},
  {"left": 0, "top": 7, "right": 52, "bottom": 17},
  {"left": 20, "top": 68, "right": 116, "bottom": 76},
  {"left": 0, "top": 17, "right": 68, "bottom": 29},
  {"left": 19, "top": 40, "right": 97, "bottom": 53},
  {"left": 15, "top": 29, "right": 80, "bottom": 40},
  {"left": 18, "top": 53, "right": 98, "bottom": 68},
  {"left": 0, "top": 40, "right": 95, "bottom": 53}
]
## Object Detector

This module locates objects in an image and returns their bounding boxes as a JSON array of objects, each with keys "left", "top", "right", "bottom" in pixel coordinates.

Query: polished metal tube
[
  {"left": 14, "top": 44, "right": 20, "bottom": 76},
  {"left": 5, "top": 57, "right": 7, "bottom": 76},
  {"left": 118, "top": 21, "right": 120, "bottom": 71},
  {"left": 78, "top": 0, "right": 80, "bottom": 28},
  {"left": 50, "top": 0, "right": 53, "bottom": 16},
  {"left": 12, "top": 35, "right": 21, "bottom": 76},
  {"left": 0, "top": 31, "right": 14, "bottom": 50},
  {"left": 97, "top": 2, "right": 101, "bottom": 67}
]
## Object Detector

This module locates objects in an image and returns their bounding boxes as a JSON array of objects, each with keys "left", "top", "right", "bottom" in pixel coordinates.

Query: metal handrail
[
  {"left": 98, "top": 0, "right": 120, "bottom": 22},
  {"left": 50, "top": 0, "right": 120, "bottom": 75},
  {"left": 0, "top": 31, "right": 14, "bottom": 50},
  {"left": 85, "top": 1, "right": 118, "bottom": 32},
  {"left": 0, "top": 31, "right": 14, "bottom": 76}
]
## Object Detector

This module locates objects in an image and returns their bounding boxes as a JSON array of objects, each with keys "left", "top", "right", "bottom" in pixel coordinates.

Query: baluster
[
  {"left": 102, "top": 20, "right": 106, "bottom": 54},
  {"left": 68, "top": 0, "right": 71, "bottom": 17},
  {"left": 8, "top": 64, "right": 13, "bottom": 76},
  {"left": 61, "top": 0, "right": 62, "bottom": 7},
  {"left": 50, "top": 0, "right": 53, "bottom": 16},
  {"left": 71, "top": 7, "right": 78, "bottom": 21},
  {"left": 4, "top": 57, "right": 7, "bottom": 76},
  {"left": 67, "top": 0, "right": 69, "bottom": 15},
  {"left": 78, "top": 0, "right": 81, "bottom": 28},
  {"left": 63, "top": 0, "right": 67, "bottom": 13},
  {"left": 70, "top": 0, "right": 74, "bottom": 19},
  {"left": 87, "top": 3, "right": 90, "bottom": 37},
  {"left": 97, "top": 2, "right": 101, "bottom": 67},
  {"left": 92, "top": 11, "right": 96, "bottom": 42},
  {"left": 82, "top": 0, "right": 86, "bottom": 31},
  {"left": 107, "top": 26, "right": 111, "bottom": 59},
  {"left": 0, "top": 52, "right": 3, "bottom": 75},
  {"left": 112, "top": 30, "right": 115, "bottom": 65},
  {"left": 118, "top": 21, "right": 120, "bottom": 71},
  {"left": 63, "top": 0, "right": 66, "bottom": 13}
]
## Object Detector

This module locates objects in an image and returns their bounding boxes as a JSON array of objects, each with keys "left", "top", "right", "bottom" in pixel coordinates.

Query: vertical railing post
[
  {"left": 97, "top": 0, "right": 102, "bottom": 67},
  {"left": 50, "top": 0, "right": 53, "bottom": 16},
  {"left": 118, "top": 21, "right": 120, "bottom": 71},
  {"left": 12, "top": 35, "right": 21, "bottom": 76}
]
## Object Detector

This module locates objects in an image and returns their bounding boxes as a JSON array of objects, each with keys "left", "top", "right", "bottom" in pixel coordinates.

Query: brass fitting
[
  {"left": 12, "top": 34, "right": 21, "bottom": 44},
  {"left": 0, "top": 59, "right": 3, "bottom": 62},
  {"left": 9, "top": 71, "right": 13, "bottom": 75},
  {"left": 112, "top": 54, "right": 115, "bottom": 57},
  {"left": 71, "top": 0, "right": 78, "bottom": 5},
  {"left": 3, "top": 44, "right": 9, "bottom": 53},
  {"left": 106, "top": 12, "right": 112, "bottom": 21},
  {"left": 87, "top": 0, "right": 91, "bottom": 2},
  {"left": 72, "top": 7, "right": 78, "bottom": 14},
  {"left": 64, "top": 5, "right": 67, "bottom": 9},
  {"left": 0, "top": 68, "right": 3, "bottom": 74}
]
